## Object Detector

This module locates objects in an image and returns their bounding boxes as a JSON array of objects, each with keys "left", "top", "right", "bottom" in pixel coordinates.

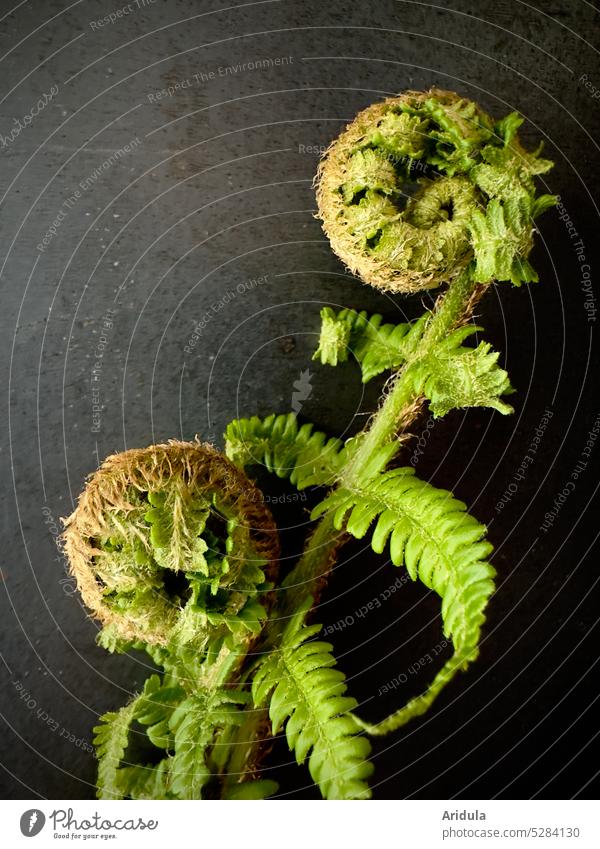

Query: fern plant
[
  {"left": 251, "top": 599, "right": 373, "bottom": 799},
  {"left": 63, "top": 88, "right": 554, "bottom": 799}
]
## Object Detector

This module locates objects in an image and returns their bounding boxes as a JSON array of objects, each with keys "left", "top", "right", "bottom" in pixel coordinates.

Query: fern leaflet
[
  {"left": 312, "top": 467, "right": 496, "bottom": 731},
  {"left": 313, "top": 306, "right": 426, "bottom": 382},
  {"left": 251, "top": 600, "right": 373, "bottom": 799},
  {"left": 469, "top": 197, "right": 538, "bottom": 285},
  {"left": 135, "top": 674, "right": 184, "bottom": 750},
  {"left": 225, "top": 412, "right": 345, "bottom": 488}
]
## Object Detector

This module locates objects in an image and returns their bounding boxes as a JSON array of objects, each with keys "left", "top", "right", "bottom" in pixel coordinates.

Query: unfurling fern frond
[
  {"left": 225, "top": 412, "right": 346, "bottom": 488},
  {"left": 251, "top": 600, "right": 373, "bottom": 799},
  {"left": 313, "top": 306, "right": 426, "bottom": 382},
  {"left": 66, "top": 88, "right": 556, "bottom": 802},
  {"left": 168, "top": 688, "right": 247, "bottom": 799},
  {"left": 94, "top": 700, "right": 139, "bottom": 800},
  {"left": 312, "top": 468, "right": 495, "bottom": 732},
  {"left": 314, "top": 308, "right": 513, "bottom": 417}
]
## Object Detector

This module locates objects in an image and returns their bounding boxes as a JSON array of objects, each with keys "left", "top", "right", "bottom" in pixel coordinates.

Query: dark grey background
[{"left": 0, "top": 0, "right": 598, "bottom": 800}]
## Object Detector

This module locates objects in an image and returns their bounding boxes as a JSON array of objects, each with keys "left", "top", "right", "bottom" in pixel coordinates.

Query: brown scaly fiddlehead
[
  {"left": 316, "top": 87, "right": 553, "bottom": 293},
  {"left": 63, "top": 441, "right": 279, "bottom": 799}
]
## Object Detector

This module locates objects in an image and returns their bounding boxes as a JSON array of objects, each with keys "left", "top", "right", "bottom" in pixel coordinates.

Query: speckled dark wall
[{"left": 0, "top": 0, "right": 598, "bottom": 800}]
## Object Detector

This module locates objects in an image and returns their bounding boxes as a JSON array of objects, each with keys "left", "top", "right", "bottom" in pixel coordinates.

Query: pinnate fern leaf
[
  {"left": 225, "top": 412, "right": 399, "bottom": 490},
  {"left": 314, "top": 308, "right": 513, "bottom": 417},
  {"left": 95, "top": 673, "right": 184, "bottom": 800},
  {"left": 225, "top": 412, "right": 346, "bottom": 488},
  {"left": 312, "top": 468, "right": 495, "bottom": 730},
  {"left": 408, "top": 325, "right": 514, "bottom": 417},
  {"left": 95, "top": 668, "right": 252, "bottom": 800},
  {"left": 313, "top": 306, "right": 426, "bottom": 382},
  {"left": 251, "top": 601, "right": 373, "bottom": 799}
]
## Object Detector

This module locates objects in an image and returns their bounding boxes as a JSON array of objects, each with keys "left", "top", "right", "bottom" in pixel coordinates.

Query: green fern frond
[
  {"left": 143, "top": 487, "right": 210, "bottom": 575},
  {"left": 223, "top": 779, "right": 279, "bottom": 799},
  {"left": 95, "top": 663, "right": 252, "bottom": 800},
  {"left": 93, "top": 700, "right": 139, "bottom": 800},
  {"left": 116, "top": 759, "right": 174, "bottom": 800},
  {"left": 135, "top": 674, "right": 184, "bottom": 750},
  {"left": 168, "top": 688, "right": 248, "bottom": 800},
  {"left": 472, "top": 118, "right": 554, "bottom": 204},
  {"left": 408, "top": 325, "right": 514, "bottom": 416},
  {"left": 313, "top": 306, "right": 426, "bottom": 382},
  {"left": 95, "top": 673, "right": 186, "bottom": 800},
  {"left": 168, "top": 698, "right": 212, "bottom": 799},
  {"left": 469, "top": 197, "right": 538, "bottom": 285},
  {"left": 225, "top": 412, "right": 346, "bottom": 488},
  {"left": 226, "top": 412, "right": 399, "bottom": 491},
  {"left": 314, "top": 308, "right": 513, "bottom": 417},
  {"left": 312, "top": 468, "right": 495, "bottom": 731},
  {"left": 251, "top": 601, "right": 373, "bottom": 800}
]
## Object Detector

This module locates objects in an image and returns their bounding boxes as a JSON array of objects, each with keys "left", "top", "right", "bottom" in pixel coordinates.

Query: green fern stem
[{"left": 283, "top": 268, "right": 484, "bottom": 604}]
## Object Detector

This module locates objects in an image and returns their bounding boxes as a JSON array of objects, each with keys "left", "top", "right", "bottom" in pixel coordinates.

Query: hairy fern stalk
[{"left": 64, "top": 89, "right": 554, "bottom": 799}]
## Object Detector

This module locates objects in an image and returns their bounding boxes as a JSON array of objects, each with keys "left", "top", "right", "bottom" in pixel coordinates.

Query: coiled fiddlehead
[
  {"left": 63, "top": 442, "right": 280, "bottom": 800},
  {"left": 64, "top": 440, "right": 279, "bottom": 648},
  {"left": 316, "top": 87, "right": 554, "bottom": 292}
]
